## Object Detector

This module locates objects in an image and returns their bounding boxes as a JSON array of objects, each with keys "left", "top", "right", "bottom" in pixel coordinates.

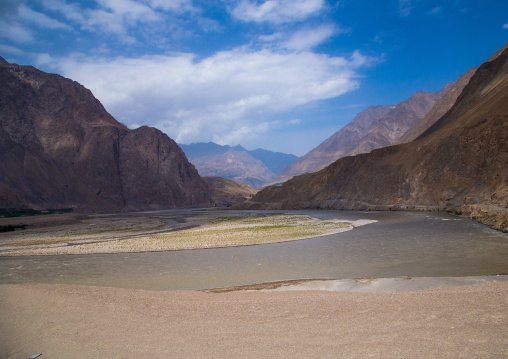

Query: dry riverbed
[{"left": 0, "top": 211, "right": 352, "bottom": 256}]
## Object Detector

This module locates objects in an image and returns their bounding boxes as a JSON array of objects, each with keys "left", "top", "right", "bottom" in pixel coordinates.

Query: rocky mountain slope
[
  {"left": 0, "top": 57, "right": 209, "bottom": 211},
  {"left": 268, "top": 84, "right": 452, "bottom": 186},
  {"left": 179, "top": 142, "right": 297, "bottom": 188},
  {"left": 203, "top": 177, "right": 258, "bottom": 207},
  {"left": 399, "top": 44, "right": 508, "bottom": 144},
  {"left": 241, "top": 45, "right": 508, "bottom": 230}
]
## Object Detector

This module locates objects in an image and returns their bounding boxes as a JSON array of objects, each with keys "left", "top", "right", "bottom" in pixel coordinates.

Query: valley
[{"left": 1, "top": 2, "right": 507, "bottom": 358}]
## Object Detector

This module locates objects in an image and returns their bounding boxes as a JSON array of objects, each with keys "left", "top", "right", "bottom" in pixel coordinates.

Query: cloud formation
[
  {"left": 284, "top": 24, "right": 337, "bottom": 51},
  {"left": 19, "top": 0, "right": 201, "bottom": 45},
  {"left": 231, "top": 0, "right": 325, "bottom": 23},
  {"left": 40, "top": 46, "right": 372, "bottom": 146}
]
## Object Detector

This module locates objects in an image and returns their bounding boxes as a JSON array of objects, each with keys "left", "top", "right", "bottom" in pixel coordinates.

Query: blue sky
[{"left": 1, "top": 0, "right": 507, "bottom": 156}]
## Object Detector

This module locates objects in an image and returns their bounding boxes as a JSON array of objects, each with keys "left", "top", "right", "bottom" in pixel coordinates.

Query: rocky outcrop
[
  {"left": 267, "top": 84, "right": 452, "bottom": 186},
  {"left": 0, "top": 59, "right": 209, "bottom": 211},
  {"left": 241, "top": 45, "right": 508, "bottom": 231}
]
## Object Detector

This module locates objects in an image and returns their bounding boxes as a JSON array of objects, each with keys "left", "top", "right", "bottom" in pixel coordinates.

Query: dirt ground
[{"left": 0, "top": 281, "right": 507, "bottom": 358}]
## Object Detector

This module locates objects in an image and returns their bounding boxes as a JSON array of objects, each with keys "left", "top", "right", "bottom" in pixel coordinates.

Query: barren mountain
[
  {"left": 203, "top": 177, "right": 258, "bottom": 207},
  {"left": 188, "top": 148, "right": 275, "bottom": 188},
  {"left": 267, "top": 105, "right": 394, "bottom": 185},
  {"left": 268, "top": 84, "right": 452, "bottom": 186},
  {"left": 0, "top": 58, "right": 209, "bottom": 211},
  {"left": 179, "top": 142, "right": 297, "bottom": 188},
  {"left": 399, "top": 43, "right": 508, "bottom": 144},
  {"left": 398, "top": 71, "right": 476, "bottom": 144},
  {"left": 241, "top": 45, "right": 508, "bottom": 230}
]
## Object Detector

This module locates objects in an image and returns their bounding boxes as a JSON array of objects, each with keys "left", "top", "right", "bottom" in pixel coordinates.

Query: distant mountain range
[
  {"left": 179, "top": 142, "right": 297, "bottom": 188},
  {"left": 239, "top": 43, "right": 508, "bottom": 231},
  {"left": 267, "top": 83, "right": 454, "bottom": 186}
]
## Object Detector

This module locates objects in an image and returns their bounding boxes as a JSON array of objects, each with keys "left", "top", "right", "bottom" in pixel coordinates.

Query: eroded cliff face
[
  {"left": 243, "top": 46, "right": 508, "bottom": 230},
  {"left": 0, "top": 59, "right": 209, "bottom": 211}
]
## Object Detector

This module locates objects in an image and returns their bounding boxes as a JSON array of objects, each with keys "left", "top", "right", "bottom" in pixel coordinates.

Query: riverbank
[
  {"left": 0, "top": 211, "right": 356, "bottom": 256},
  {"left": 1, "top": 280, "right": 507, "bottom": 358}
]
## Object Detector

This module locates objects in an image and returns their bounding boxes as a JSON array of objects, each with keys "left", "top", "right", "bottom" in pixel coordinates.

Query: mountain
[
  {"left": 239, "top": 44, "right": 508, "bottom": 231},
  {"left": 203, "top": 177, "right": 258, "bottom": 207},
  {"left": 267, "top": 84, "right": 453, "bottom": 186},
  {"left": 399, "top": 44, "right": 508, "bottom": 144},
  {"left": 247, "top": 148, "right": 297, "bottom": 175},
  {"left": 179, "top": 142, "right": 297, "bottom": 188},
  {"left": 266, "top": 105, "right": 394, "bottom": 185},
  {"left": 398, "top": 71, "right": 476, "bottom": 144},
  {"left": 0, "top": 57, "right": 209, "bottom": 212}
]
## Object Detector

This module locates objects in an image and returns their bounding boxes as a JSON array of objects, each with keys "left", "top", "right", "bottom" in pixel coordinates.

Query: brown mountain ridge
[
  {"left": 0, "top": 57, "right": 210, "bottom": 212},
  {"left": 240, "top": 44, "right": 508, "bottom": 231},
  {"left": 268, "top": 83, "right": 453, "bottom": 186}
]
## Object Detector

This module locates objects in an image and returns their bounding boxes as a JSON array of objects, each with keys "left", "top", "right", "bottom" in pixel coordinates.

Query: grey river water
[{"left": 0, "top": 210, "right": 507, "bottom": 290}]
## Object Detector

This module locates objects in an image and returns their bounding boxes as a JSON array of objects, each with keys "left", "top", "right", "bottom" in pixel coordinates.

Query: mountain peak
[
  {"left": 0, "top": 60, "right": 209, "bottom": 210},
  {"left": 232, "top": 144, "right": 246, "bottom": 152},
  {"left": 266, "top": 83, "right": 450, "bottom": 186},
  {"left": 179, "top": 142, "right": 297, "bottom": 187}
]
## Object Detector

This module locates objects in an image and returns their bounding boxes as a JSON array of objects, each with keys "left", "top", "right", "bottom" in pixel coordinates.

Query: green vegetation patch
[
  {"left": 0, "top": 208, "right": 73, "bottom": 218},
  {"left": 0, "top": 224, "right": 27, "bottom": 233},
  {"left": 147, "top": 213, "right": 350, "bottom": 250}
]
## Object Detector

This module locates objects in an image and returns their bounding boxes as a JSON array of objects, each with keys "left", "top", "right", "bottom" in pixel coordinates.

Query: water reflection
[{"left": 0, "top": 210, "right": 506, "bottom": 290}]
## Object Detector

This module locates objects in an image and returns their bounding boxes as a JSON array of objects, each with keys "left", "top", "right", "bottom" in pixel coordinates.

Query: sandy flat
[{"left": 1, "top": 281, "right": 507, "bottom": 358}]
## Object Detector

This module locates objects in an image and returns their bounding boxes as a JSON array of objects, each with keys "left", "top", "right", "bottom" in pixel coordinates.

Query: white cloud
[
  {"left": 96, "top": 0, "right": 160, "bottom": 21},
  {"left": 0, "top": 43, "right": 24, "bottom": 55},
  {"left": 39, "top": 0, "right": 85, "bottom": 23},
  {"left": 503, "top": 22, "right": 508, "bottom": 29},
  {"left": 42, "top": 46, "right": 370, "bottom": 146},
  {"left": 18, "top": 4, "right": 73, "bottom": 30},
  {"left": 148, "top": 0, "right": 194, "bottom": 12},
  {"left": 34, "top": 0, "right": 212, "bottom": 44},
  {"left": 0, "top": 1, "right": 73, "bottom": 43},
  {"left": 284, "top": 24, "right": 337, "bottom": 51},
  {"left": 0, "top": 19, "right": 34, "bottom": 42},
  {"left": 231, "top": 0, "right": 325, "bottom": 24}
]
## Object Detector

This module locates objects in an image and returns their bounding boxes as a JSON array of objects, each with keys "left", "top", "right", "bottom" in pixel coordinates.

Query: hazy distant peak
[{"left": 232, "top": 144, "right": 246, "bottom": 151}]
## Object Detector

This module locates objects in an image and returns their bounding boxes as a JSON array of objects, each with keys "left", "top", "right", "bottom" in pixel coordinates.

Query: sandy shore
[{"left": 1, "top": 280, "right": 507, "bottom": 358}]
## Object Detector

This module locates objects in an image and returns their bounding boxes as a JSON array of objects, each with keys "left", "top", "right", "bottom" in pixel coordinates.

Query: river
[{"left": 0, "top": 210, "right": 507, "bottom": 290}]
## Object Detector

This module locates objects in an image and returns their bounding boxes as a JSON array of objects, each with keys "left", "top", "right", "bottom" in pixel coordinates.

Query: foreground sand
[{"left": 1, "top": 281, "right": 507, "bottom": 358}]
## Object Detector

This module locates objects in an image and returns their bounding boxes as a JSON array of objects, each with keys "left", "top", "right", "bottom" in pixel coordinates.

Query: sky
[{"left": 1, "top": 0, "right": 507, "bottom": 156}]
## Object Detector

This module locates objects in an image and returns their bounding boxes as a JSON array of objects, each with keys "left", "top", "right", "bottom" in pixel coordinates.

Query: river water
[{"left": 0, "top": 210, "right": 507, "bottom": 290}]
